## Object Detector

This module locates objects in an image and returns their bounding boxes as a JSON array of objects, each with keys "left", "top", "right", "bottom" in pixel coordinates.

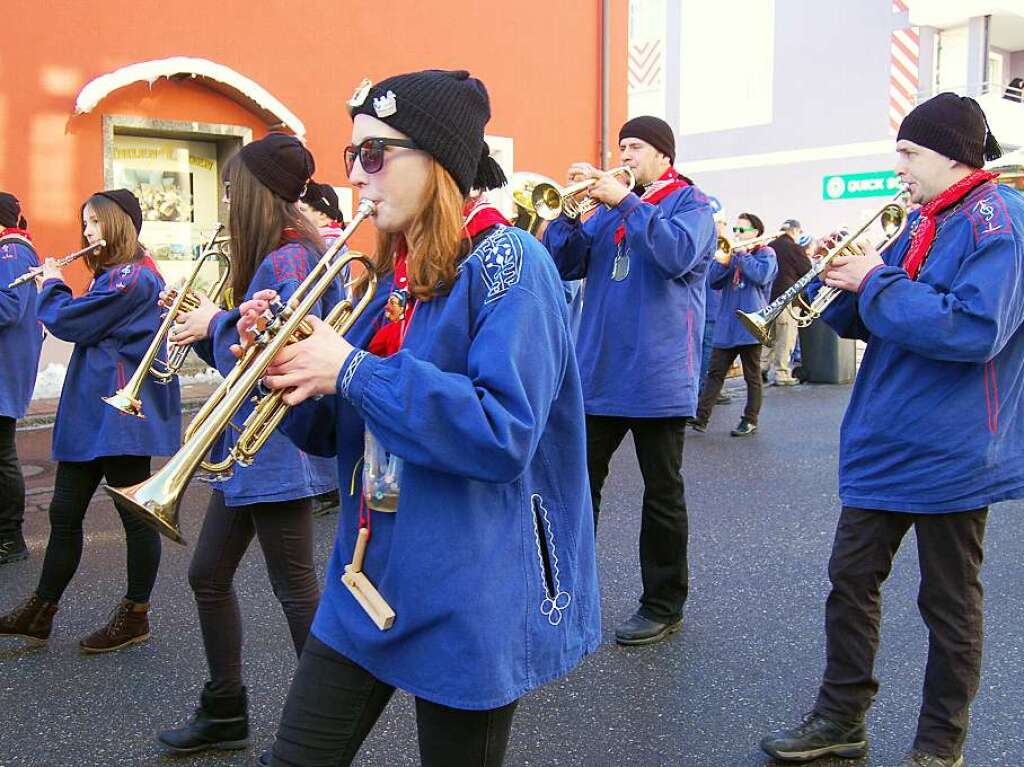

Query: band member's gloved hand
[
  {"left": 169, "top": 290, "right": 219, "bottom": 345},
  {"left": 36, "top": 258, "right": 63, "bottom": 288},
  {"left": 263, "top": 315, "right": 354, "bottom": 407}
]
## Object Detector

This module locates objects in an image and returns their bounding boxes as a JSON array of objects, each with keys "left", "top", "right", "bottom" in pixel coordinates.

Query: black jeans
[
  {"left": 814, "top": 506, "right": 988, "bottom": 758},
  {"left": 270, "top": 634, "right": 518, "bottom": 767},
  {"left": 36, "top": 455, "right": 159, "bottom": 603},
  {"left": 585, "top": 414, "right": 688, "bottom": 622},
  {"left": 0, "top": 416, "right": 25, "bottom": 538},
  {"left": 695, "top": 344, "right": 763, "bottom": 425},
  {"left": 189, "top": 492, "right": 319, "bottom": 697}
]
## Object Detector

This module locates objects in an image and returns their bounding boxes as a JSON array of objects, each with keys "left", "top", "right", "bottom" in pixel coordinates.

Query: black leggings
[
  {"left": 0, "top": 416, "right": 25, "bottom": 538},
  {"left": 35, "top": 455, "right": 159, "bottom": 603},
  {"left": 270, "top": 634, "right": 518, "bottom": 767},
  {"left": 189, "top": 492, "right": 319, "bottom": 697}
]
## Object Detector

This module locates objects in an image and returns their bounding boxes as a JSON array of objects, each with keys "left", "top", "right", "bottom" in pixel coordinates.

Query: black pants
[
  {"left": 270, "top": 634, "right": 518, "bottom": 767},
  {"left": 586, "top": 414, "right": 688, "bottom": 622},
  {"left": 35, "top": 455, "right": 159, "bottom": 603},
  {"left": 0, "top": 416, "right": 25, "bottom": 539},
  {"left": 189, "top": 492, "right": 319, "bottom": 697},
  {"left": 695, "top": 344, "right": 763, "bottom": 425},
  {"left": 814, "top": 506, "right": 988, "bottom": 758}
]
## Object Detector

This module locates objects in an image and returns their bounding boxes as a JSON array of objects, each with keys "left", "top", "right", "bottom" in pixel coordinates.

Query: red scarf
[
  {"left": 614, "top": 167, "right": 689, "bottom": 244},
  {"left": 902, "top": 169, "right": 999, "bottom": 279},
  {"left": 0, "top": 227, "right": 32, "bottom": 242},
  {"left": 367, "top": 200, "right": 509, "bottom": 357}
]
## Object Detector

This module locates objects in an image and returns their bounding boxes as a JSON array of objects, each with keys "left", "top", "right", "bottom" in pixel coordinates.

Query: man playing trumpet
[
  {"left": 761, "top": 94, "right": 1024, "bottom": 767},
  {"left": 543, "top": 116, "right": 716, "bottom": 646}
]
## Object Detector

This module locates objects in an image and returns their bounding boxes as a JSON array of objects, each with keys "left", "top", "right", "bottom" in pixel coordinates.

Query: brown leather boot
[
  {"left": 79, "top": 599, "right": 151, "bottom": 654},
  {"left": 0, "top": 594, "right": 58, "bottom": 644}
]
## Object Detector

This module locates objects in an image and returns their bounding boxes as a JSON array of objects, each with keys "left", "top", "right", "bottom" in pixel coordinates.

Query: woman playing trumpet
[
  {"left": 156, "top": 133, "right": 341, "bottom": 756},
  {"left": 0, "top": 189, "right": 181, "bottom": 651},
  {"left": 244, "top": 70, "right": 600, "bottom": 767}
]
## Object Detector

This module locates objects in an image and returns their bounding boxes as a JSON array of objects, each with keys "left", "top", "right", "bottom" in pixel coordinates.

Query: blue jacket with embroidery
[
  {"left": 282, "top": 225, "right": 601, "bottom": 710},
  {"left": 542, "top": 185, "right": 716, "bottom": 418},
  {"left": 708, "top": 245, "right": 778, "bottom": 348},
  {"left": 191, "top": 241, "right": 340, "bottom": 506},
  {"left": 821, "top": 180, "right": 1024, "bottom": 513},
  {"left": 0, "top": 238, "right": 43, "bottom": 419},
  {"left": 37, "top": 261, "right": 181, "bottom": 461}
]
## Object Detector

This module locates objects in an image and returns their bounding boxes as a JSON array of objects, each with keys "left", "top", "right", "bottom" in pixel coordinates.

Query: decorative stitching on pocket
[{"left": 531, "top": 493, "right": 571, "bottom": 626}]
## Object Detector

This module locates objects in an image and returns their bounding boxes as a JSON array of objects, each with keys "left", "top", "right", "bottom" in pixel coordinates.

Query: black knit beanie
[
  {"left": 302, "top": 182, "right": 344, "bottom": 223},
  {"left": 897, "top": 92, "right": 1002, "bottom": 168},
  {"left": 240, "top": 133, "right": 315, "bottom": 202},
  {"left": 619, "top": 116, "right": 676, "bottom": 163},
  {"left": 347, "top": 70, "right": 506, "bottom": 195},
  {"left": 0, "top": 192, "right": 26, "bottom": 229},
  {"left": 95, "top": 189, "right": 143, "bottom": 233}
]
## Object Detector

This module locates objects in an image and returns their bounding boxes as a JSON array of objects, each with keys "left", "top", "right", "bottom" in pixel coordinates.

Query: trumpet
[
  {"left": 531, "top": 166, "right": 636, "bottom": 221},
  {"left": 102, "top": 226, "right": 231, "bottom": 418},
  {"left": 736, "top": 186, "right": 909, "bottom": 347},
  {"left": 716, "top": 230, "right": 784, "bottom": 261},
  {"left": 104, "top": 200, "right": 379, "bottom": 544},
  {"left": 7, "top": 240, "right": 106, "bottom": 289},
  {"left": 507, "top": 171, "right": 560, "bottom": 235}
]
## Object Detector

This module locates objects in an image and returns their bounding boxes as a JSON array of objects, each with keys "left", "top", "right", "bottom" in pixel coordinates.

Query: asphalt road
[{"left": 1, "top": 383, "right": 1022, "bottom": 767}]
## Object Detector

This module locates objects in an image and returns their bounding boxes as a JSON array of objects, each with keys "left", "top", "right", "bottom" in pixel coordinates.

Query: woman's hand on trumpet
[
  {"left": 163, "top": 289, "right": 220, "bottom": 346},
  {"left": 233, "top": 289, "right": 354, "bottom": 406}
]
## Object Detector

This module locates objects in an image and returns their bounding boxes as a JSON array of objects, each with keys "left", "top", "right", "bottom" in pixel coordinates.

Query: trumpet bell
[
  {"left": 102, "top": 390, "right": 145, "bottom": 418},
  {"left": 736, "top": 310, "right": 775, "bottom": 347},
  {"left": 105, "top": 481, "right": 185, "bottom": 545},
  {"left": 530, "top": 182, "right": 564, "bottom": 222}
]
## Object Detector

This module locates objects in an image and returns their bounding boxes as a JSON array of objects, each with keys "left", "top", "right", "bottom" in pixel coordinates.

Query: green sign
[{"left": 822, "top": 171, "right": 901, "bottom": 200}]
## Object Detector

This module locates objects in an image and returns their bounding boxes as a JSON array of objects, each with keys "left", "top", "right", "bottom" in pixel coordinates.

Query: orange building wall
[{"left": 3, "top": 0, "right": 627, "bottom": 365}]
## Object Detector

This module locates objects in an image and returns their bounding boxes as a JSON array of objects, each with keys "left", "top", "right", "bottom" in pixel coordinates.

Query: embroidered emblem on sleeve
[
  {"left": 113, "top": 264, "right": 138, "bottom": 293},
  {"left": 341, "top": 350, "right": 369, "bottom": 398},
  {"left": 474, "top": 227, "right": 523, "bottom": 304},
  {"left": 531, "top": 494, "right": 572, "bottom": 627},
  {"left": 967, "top": 194, "right": 1011, "bottom": 241}
]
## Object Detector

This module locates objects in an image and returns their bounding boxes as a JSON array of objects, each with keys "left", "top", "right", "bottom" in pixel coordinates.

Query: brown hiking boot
[
  {"left": 0, "top": 594, "right": 58, "bottom": 644},
  {"left": 79, "top": 599, "right": 151, "bottom": 654}
]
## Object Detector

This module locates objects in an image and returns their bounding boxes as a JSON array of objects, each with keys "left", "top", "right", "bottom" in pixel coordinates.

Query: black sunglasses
[{"left": 344, "top": 138, "right": 419, "bottom": 175}]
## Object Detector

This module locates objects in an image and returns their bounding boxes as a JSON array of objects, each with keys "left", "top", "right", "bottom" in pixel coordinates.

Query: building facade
[{"left": 5, "top": 0, "right": 628, "bottom": 384}]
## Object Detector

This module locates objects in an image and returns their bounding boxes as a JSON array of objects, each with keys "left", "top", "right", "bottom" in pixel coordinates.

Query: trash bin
[{"left": 796, "top": 320, "right": 857, "bottom": 384}]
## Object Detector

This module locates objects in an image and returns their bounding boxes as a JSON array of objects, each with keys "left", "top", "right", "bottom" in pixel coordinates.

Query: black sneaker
[
  {"left": 760, "top": 712, "right": 868, "bottom": 762},
  {"left": 715, "top": 393, "right": 733, "bottom": 405},
  {"left": 900, "top": 750, "right": 964, "bottom": 767},
  {"left": 689, "top": 419, "right": 708, "bottom": 433},
  {"left": 311, "top": 490, "right": 340, "bottom": 518},
  {"left": 730, "top": 418, "right": 757, "bottom": 437},
  {"left": 0, "top": 535, "right": 29, "bottom": 566}
]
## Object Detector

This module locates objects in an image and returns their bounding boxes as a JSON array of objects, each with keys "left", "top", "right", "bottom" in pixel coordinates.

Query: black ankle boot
[{"left": 157, "top": 683, "right": 249, "bottom": 754}]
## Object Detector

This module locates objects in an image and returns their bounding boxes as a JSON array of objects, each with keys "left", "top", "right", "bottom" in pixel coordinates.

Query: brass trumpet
[
  {"left": 102, "top": 226, "right": 231, "bottom": 418},
  {"left": 508, "top": 171, "right": 561, "bottom": 235},
  {"left": 716, "top": 230, "right": 784, "bottom": 261},
  {"left": 531, "top": 166, "right": 636, "bottom": 221},
  {"left": 736, "top": 186, "right": 909, "bottom": 347},
  {"left": 104, "top": 200, "right": 379, "bottom": 544},
  {"left": 7, "top": 240, "right": 106, "bottom": 289}
]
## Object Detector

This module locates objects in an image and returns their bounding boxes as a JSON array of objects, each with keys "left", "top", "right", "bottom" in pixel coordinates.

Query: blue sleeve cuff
[
  {"left": 615, "top": 192, "right": 643, "bottom": 222},
  {"left": 337, "top": 348, "right": 381, "bottom": 408},
  {"left": 857, "top": 264, "right": 888, "bottom": 295}
]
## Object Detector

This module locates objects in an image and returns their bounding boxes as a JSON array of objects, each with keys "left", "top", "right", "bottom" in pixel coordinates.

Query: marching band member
[
  {"left": 760, "top": 94, "right": 1024, "bottom": 767},
  {"left": 691, "top": 212, "right": 778, "bottom": 436},
  {"left": 0, "top": 193, "right": 43, "bottom": 565},
  {"left": 245, "top": 69, "right": 599, "bottom": 767},
  {"left": 156, "top": 133, "right": 337, "bottom": 755},
  {"left": 0, "top": 189, "right": 180, "bottom": 651},
  {"left": 298, "top": 180, "right": 346, "bottom": 516},
  {"left": 543, "top": 115, "right": 715, "bottom": 646}
]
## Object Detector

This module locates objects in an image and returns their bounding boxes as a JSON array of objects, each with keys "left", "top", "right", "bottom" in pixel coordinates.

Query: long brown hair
[
  {"left": 223, "top": 153, "right": 323, "bottom": 299},
  {"left": 360, "top": 161, "right": 470, "bottom": 301},
  {"left": 80, "top": 196, "right": 142, "bottom": 273}
]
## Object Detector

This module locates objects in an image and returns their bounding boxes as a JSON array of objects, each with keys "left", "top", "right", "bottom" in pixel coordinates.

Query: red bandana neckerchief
[
  {"left": 0, "top": 227, "right": 32, "bottom": 242},
  {"left": 366, "top": 199, "right": 509, "bottom": 358},
  {"left": 902, "top": 169, "right": 999, "bottom": 280},
  {"left": 614, "top": 167, "right": 688, "bottom": 244}
]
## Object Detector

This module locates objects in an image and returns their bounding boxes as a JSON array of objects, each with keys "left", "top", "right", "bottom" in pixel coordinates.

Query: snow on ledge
[{"left": 74, "top": 57, "right": 306, "bottom": 138}]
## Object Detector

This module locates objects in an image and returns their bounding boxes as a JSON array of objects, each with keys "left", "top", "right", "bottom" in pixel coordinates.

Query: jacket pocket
[{"left": 530, "top": 493, "right": 572, "bottom": 626}]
